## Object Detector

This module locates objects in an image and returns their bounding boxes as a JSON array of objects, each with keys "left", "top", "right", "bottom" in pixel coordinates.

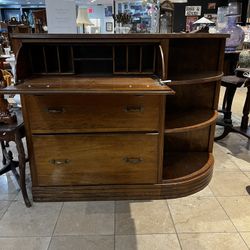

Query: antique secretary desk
[{"left": 2, "top": 34, "right": 227, "bottom": 202}]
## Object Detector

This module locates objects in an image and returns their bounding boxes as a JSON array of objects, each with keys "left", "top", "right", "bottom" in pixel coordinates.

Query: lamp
[
  {"left": 76, "top": 7, "right": 93, "bottom": 33},
  {"left": 193, "top": 17, "right": 214, "bottom": 33}
]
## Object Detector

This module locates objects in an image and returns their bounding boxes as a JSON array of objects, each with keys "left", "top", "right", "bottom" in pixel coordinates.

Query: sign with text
[
  {"left": 185, "top": 6, "right": 202, "bottom": 16},
  {"left": 45, "top": 0, "right": 77, "bottom": 33}
]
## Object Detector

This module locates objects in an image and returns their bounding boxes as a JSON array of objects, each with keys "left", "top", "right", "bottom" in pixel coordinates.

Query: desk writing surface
[{"left": 1, "top": 76, "right": 174, "bottom": 95}]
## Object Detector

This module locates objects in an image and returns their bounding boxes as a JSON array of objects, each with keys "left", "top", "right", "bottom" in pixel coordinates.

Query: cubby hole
[
  {"left": 73, "top": 45, "right": 113, "bottom": 59},
  {"left": 58, "top": 46, "right": 74, "bottom": 73},
  {"left": 114, "top": 45, "right": 127, "bottom": 72},
  {"left": 44, "top": 45, "right": 59, "bottom": 73},
  {"left": 128, "top": 45, "right": 140, "bottom": 72},
  {"left": 141, "top": 45, "right": 155, "bottom": 72},
  {"left": 167, "top": 38, "right": 221, "bottom": 81},
  {"left": 74, "top": 60, "right": 113, "bottom": 75},
  {"left": 29, "top": 45, "right": 46, "bottom": 73}
]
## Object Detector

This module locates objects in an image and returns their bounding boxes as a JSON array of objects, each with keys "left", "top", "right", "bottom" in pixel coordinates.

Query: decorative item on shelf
[
  {"left": 76, "top": 7, "right": 94, "bottom": 33},
  {"left": 113, "top": 13, "right": 132, "bottom": 34},
  {"left": 0, "top": 69, "right": 16, "bottom": 124},
  {"left": 220, "top": 2, "right": 245, "bottom": 52},
  {"left": 192, "top": 17, "right": 215, "bottom": 33},
  {"left": 216, "top": 6, "right": 228, "bottom": 31},
  {"left": 149, "top": 0, "right": 160, "bottom": 33},
  {"left": 160, "top": 0, "right": 174, "bottom": 33}
]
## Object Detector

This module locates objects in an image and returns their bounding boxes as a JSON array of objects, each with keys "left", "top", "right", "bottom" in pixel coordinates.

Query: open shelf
[
  {"left": 168, "top": 38, "right": 221, "bottom": 80},
  {"left": 166, "top": 71, "right": 223, "bottom": 85},
  {"left": 165, "top": 110, "right": 217, "bottom": 133},
  {"left": 163, "top": 152, "right": 213, "bottom": 182}
]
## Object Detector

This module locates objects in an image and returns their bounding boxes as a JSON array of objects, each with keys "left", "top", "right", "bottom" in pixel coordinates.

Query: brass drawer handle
[
  {"left": 46, "top": 107, "right": 64, "bottom": 113},
  {"left": 50, "top": 159, "right": 71, "bottom": 165},
  {"left": 124, "top": 105, "right": 144, "bottom": 113},
  {"left": 124, "top": 157, "right": 143, "bottom": 164}
]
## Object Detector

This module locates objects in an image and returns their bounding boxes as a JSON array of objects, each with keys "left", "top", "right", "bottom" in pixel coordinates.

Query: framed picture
[
  {"left": 208, "top": 3, "right": 216, "bottom": 10},
  {"left": 106, "top": 22, "right": 113, "bottom": 32},
  {"left": 186, "top": 16, "right": 198, "bottom": 32},
  {"left": 204, "top": 13, "right": 217, "bottom": 23},
  {"left": 185, "top": 6, "right": 202, "bottom": 16},
  {"left": 105, "top": 6, "right": 113, "bottom": 17}
]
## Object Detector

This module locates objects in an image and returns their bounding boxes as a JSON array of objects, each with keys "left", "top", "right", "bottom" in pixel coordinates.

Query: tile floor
[{"left": 0, "top": 88, "right": 249, "bottom": 250}]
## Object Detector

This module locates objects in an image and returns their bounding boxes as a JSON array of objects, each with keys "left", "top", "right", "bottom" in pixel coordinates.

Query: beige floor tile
[
  {"left": 115, "top": 234, "right": 181, "bottom": 250},
  {"left": 0, "top": 174, "right": 19, "bottom": 201},
  {"left": 218, "top": 197, "right": 250, "bottom": 232},
  {"left": 240, "top": 232, "right": 250, "bottom": 248},
  {"left": 230, "top": 156, "right": 250, "bottom": 172},
  {"left": 54, "top": 201, "right": 114, "bottom": 236},
  {"left": 209, "top": 171, "right": 250, "bottom": 196},
  {"left": 244, "top": 172, "right": 250, "bottom": 179},
  {"left": 189, "top": 186, "right": 214, "bottom": 197},
  {"left": 0, "top": 201, "right": 11, "bottom": 218},
  {"left": 178, "top": 233, "right": 248, "bottom": 250},
  {"left": 216, "top": 134, "right": 250, "bottom": 165},
  {"left": 168, "top": 197, "right": 235, "bottom": 233},
  {"left": 115, "top": 200, "right": 175, "bottom": 235},
  {"left": 0, "top": 237, "right": 51, "bottom": 250},
  {"left": 49, "top": 235, "right": 114, "bottom": 250},
  {"left": 213, "top": 144, "right": 240, "bottom": 171},
  {"left": 0, "top": 201, "right": 62, "bottom": 237}
]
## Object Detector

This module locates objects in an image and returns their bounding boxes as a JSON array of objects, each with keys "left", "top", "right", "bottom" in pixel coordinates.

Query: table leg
[
  {"left": 1, "top": 141, "right": 7, "bottom": 165},
  {"left": 241, "top": 85, "right": 250, "bottom": 130},
  {"left": 215, "top": 85, "right": 237, "bottom": 140},
  {"left": 15, "top": 131, "right": 31, "bottom": 207}
]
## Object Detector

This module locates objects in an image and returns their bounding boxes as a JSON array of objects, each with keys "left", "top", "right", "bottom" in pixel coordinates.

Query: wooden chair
[
  {"left": 0, "top": 70, "right": 31, "bottom": 207},
  {"left": 216, "top": 66, "right": 250, "bottom": 140}
]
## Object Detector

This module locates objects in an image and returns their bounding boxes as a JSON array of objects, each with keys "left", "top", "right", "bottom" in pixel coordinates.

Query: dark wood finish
[
  {"left": 33, "top": 133, "right": 158, "bottom": 186},
  {"left": 0, "top": 109, "right": 31, "bottom": 207},
  {"left": 31, "top": 153, "right": 213, "bottom": 201},
  {"left": 1, "top": 34, "right": 227, "bottom": 202},
  {"left": 1, "top": 76, "right": 174, "bottom": 95},
  {"left": 216, "top": 61, "right": 250, "bottom": 140},
  {"left": 26, "top": 94, "right": 162, "bottom": 133}
]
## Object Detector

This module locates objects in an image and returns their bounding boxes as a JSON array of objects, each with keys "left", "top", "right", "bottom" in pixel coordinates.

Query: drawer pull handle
[
  {"left": 50, "top": 159, "right": 70, "bottom": 165},
  {"left": 47, "top": 108, "right": 64, "bottom": 113},
  {"left": 125, "top": 105, "right": 144, "bottom": 113},
  {"left": 124, "top": 157, "right": 143, "bottom": 164}
]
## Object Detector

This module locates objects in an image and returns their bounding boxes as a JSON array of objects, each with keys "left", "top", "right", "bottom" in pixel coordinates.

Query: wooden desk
[{"left": 1, "top": 34, "right": 227, "bottom": 202}]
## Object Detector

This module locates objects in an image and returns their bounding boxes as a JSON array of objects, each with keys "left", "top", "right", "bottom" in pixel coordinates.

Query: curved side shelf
[
  {"left": 162, "top": 152, "right": 213, "bottom": 182},
  {"left": 167, "top": 71, "right": 223, "bottom": 86},
  {"left": 165, "top": 110, "right": 217, "bottom": 134}
]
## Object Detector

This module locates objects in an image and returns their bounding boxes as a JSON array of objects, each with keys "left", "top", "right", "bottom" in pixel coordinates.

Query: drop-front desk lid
[{"left": 1, "top": 76, "right": 174, "bottom": 95}]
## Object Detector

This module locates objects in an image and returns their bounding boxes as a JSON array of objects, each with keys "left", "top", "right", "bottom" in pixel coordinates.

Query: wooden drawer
[
  {"left": 24, "top": 94, "right": 161, "bottom": 133},
  {"left": 33, "top": 133, "right": 159, "bottom": 186}
]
